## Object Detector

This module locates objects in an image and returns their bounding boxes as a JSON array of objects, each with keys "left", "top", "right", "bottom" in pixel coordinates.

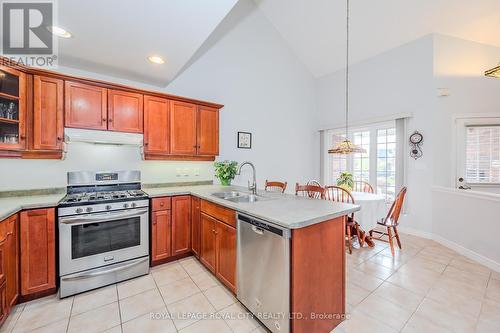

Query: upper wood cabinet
[
  {"left": 65, "top": 81, "right": 107, "bottom": 130},
  {"left": 197, "top": 106, "right": 219, "bottom": 156},
  {"left": 20, "top": 208, "right": 56, "bottom": 297},
  {"left": 171, "top": 196, "right": 191, "bottom": 256},
  {"left": 0, "top": 65, "right": 26, "bottom": 151},
  {"left": 32, "top": 76, "right": 64, "bottom": 150},
  {"left": 144, "top": 95, "right": 170, "bottom": 154},
  {"left": 107, "top": 89, "right": 143, "bottom": 133},
  {"left": 170, "top": 100, "right": 197, "bottom": 155}
]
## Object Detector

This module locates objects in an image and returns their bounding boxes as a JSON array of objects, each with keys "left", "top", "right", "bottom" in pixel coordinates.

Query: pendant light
[{"left": 328, "top": 0, "right": 366, "bottom": 154}]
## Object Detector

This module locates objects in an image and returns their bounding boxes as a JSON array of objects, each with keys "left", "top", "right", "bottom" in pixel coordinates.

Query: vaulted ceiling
[
  {"left": 56, "top": 0, "right": 239, "bottom": 86},
  {"left": 254, "top": 0, "right": 500, "bottom": 77}
]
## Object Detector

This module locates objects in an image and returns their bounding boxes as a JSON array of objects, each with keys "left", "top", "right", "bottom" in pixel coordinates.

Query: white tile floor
[{"left": 1, "top": 232, "right": 499, "bottom": 333}]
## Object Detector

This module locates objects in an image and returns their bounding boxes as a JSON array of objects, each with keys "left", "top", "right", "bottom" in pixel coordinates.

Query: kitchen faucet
[{"left": 237, "top": 161, "right": 257, "bottom": 195}]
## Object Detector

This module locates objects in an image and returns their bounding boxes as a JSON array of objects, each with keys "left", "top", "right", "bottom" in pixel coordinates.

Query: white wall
[
  {"left": 316, "top": 35, "right": 435, "bottom": 234},
  {"left": 167, "top": 0, "right": 319, "bottom": 190}
]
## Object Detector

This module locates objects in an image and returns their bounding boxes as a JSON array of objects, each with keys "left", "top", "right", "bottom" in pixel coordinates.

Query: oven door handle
[
  {"left": 61, "top": 257, "right": 149, "bottom": 281},
  {"left": 59, "top": 208, "right": 148, "bottom": 225}
]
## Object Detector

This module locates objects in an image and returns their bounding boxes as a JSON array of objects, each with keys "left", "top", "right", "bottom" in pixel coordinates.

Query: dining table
[{"left": 350, "top": 191, "right": 387, "bottom": 247}]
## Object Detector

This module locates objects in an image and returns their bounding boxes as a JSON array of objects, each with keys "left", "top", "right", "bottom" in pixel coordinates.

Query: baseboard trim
[{"left": 397, "top": 226, "right": 500, "bottom": 273}]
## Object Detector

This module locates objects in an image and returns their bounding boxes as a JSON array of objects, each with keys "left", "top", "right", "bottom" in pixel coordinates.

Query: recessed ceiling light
[
  {"left": 48, "top": 26, "right": 72, "bottom": 38},
  {"left": 148, "top": 55, "right": 165, "bottom": 64}
]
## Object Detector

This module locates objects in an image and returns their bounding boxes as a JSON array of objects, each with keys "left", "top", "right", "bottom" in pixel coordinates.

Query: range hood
[{"left": 64, "top": 128, "right": 143, "bottom": 146}]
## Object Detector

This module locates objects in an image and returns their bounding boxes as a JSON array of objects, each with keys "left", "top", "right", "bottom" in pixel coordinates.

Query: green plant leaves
[{"left": 214, "top": 160, "right": 238, "bottom": 185}]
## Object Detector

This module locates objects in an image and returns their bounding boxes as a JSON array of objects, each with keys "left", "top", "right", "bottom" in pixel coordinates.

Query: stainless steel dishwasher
[{"left": 237, "top": 213, "right": 291, "bottom": 333}]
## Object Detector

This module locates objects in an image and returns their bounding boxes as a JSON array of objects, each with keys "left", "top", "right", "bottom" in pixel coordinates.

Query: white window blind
[{"left": 465, "top": 125, "right": 500, "bottom": 184}]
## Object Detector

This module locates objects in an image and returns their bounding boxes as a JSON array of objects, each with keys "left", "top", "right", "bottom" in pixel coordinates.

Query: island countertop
[{"left": 144, "top": 184, "right": 359, "bottom": 229}]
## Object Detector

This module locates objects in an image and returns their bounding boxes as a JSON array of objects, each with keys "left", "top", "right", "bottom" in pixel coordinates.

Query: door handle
[
  {"left": 252, "top": 226, "right": 264, "bottom": 235},
  {"left": 61, "top": 257, "right": 148, "bottom": 281},
  {"left": 60, "top": 208, "right": 148, "bottom": 225}
]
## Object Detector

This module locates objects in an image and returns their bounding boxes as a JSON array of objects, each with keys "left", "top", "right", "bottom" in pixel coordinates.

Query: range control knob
[
  {"left": 131, "top": 202, "right": 137, "bottom": 208},
  {"left": 105, "top": 205, "right": 112, "bottom": 211},
  {"left": 123, "top": 203, "right": 129, "bottom": 209},
  {"left": 76, "top": 208, "right": 83, "bottom": 214},
  {"left": 86, "top": 207, "right": 93, "bottom": 213}
]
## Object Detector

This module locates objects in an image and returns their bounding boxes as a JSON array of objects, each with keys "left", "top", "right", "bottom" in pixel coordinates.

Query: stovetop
[{"left": 59, "top": 189, "right": 148, "bottom": 207}]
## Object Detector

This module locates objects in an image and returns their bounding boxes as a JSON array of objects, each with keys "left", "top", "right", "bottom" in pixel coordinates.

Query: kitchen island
[{"left": 145, "top": 184, "right": 359, "bottom": 333}]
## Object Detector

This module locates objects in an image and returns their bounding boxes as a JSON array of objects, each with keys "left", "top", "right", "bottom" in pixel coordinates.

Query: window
[
  {"left": 465, "top": 125, "right": 500, "bottom": 184},
  {"left": 324, "top": 121, "right": 399, "bottom": 201}
]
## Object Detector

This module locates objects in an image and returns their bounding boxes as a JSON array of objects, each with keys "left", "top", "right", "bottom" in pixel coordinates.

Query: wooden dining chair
[
  {"left": 265, "top": 180, "right": 287, "bottom": 193},
  {"left": 324, "top": 186, "right": 361, "bottom": 254},
  {"left": 369, "top": 187, "right": 407, "bottom": 256},
  {"left": 353, "top": 180, "right": 374, "bottom": 193},
  {"left": 307, "top": 180, "right": 322, "bottom": 187},
  {"left": 295, "top": 183, "right": 324, "bottom": 199}
]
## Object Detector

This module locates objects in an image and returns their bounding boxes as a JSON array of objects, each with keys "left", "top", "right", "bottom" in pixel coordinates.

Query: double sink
[{"left": 212, "top": 191, "right": 264, "bottom": 203}]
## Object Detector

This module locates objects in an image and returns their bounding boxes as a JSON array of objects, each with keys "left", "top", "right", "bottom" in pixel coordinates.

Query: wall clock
[{"left": 409, "top": 131, "right": 423, "bottom": 159}]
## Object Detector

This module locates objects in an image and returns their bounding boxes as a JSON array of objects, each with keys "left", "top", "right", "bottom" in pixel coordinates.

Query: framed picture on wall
[{"left": 237, "top": 132, "right": 252, "bottom": 149}]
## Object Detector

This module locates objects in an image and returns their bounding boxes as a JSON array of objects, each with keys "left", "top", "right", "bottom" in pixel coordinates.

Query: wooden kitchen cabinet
[
  {"left": 197, "top": 106, "right": 219, "bottom": 156},
  {"left": 0, "top": 65, "right": 27, "bottom": 152},
  {"left": 200, "top": 213, "right": 217, "bottom": 273},
  {"left": 107, "top": 89, "right": 143, "bottom": 133},
  {"left": 151, "top": 209, "right": 171, "bottom": 263},
  {"left": 65, "top": 80, "right": 107, "bottom": 130},
  {"left": 0, "top": 282, "right": 6, "bottom": 326},
  {"left": 20, "top": 208, "right": 56, "bottom": 296},
  {"left": 0, "top": 214, "right": 18, "bottom": 325},
  {"left": 171, "top": 196, "right": 191, "bottom": 256},
  {"left": 144, "top": 95, "right": 170, "bottom": 154},
  {"left": 32, "top": 75, "right": 64, "bottom": 151},
  {"left": 170, "top": 100, "right": 197, "bottom": 155},
  {"left": 191, "top": 196, "right": 201, "bottom": 258},
  {"left": 215, "top": 221, "right": 236, "bottom": 293}
]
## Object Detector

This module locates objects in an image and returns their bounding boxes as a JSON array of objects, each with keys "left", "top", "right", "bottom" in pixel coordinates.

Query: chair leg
[
  {"left": 393, "top": 226, "right": 402, "bottom": 249},
  {"left": 369, "top": 229, "right": 373, "bottom": 237},
  {"left": 346, "top": 225, "right": 353, "bottom": 254},
  {"left": 387, "top": 226, "right": 395, "bottom": 257},
  {"left": 355, "top": 224, "right": 363, "bottom": 247}
]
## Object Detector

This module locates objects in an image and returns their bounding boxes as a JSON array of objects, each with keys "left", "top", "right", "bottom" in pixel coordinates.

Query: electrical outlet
[
  {"left": 194, "top": 168, "right": 200, "bottom": 176},
  {"left": 176, "top": 168, "right": 182, "bottom": 177},
  {"left": 183, "top": 168, "right": 189, "bottom": 177}
]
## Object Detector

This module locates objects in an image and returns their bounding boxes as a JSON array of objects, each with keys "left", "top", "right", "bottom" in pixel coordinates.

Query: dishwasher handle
[{"left": 237, "top": 213, "right": 291, "bottom": 238}]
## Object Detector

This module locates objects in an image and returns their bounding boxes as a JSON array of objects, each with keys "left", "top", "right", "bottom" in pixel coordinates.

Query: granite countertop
[
  {"left": 144, "top": 185, "right": 360, "bottom": 229},
  {"left": 0, "top": 194, "right": 65, "bottom": 221}
]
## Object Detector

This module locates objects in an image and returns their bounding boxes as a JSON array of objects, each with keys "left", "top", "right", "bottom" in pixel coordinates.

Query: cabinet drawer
[
  {"left": 152, "top": 197, "right": 171, "bottom": 211},
  {"left": 200, "top": 200, "right": 236, "bottom": 228}
]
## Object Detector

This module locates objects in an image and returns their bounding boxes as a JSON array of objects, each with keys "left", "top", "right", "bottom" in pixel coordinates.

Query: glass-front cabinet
[{"left": 0, "top": 65, "right": 26, "bottom": 150}]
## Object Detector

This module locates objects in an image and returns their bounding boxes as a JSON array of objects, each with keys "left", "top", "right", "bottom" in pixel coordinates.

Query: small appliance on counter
[{"left": 58, "top": 170, "right": 149, "bottom": 297}]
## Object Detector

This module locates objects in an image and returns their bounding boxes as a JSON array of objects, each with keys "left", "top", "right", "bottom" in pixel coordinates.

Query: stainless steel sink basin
[
  {"left": 226, "top": 194, "right": 260, "bottom": 203},
  {"left": 211, "top": 191, "right": 247, "bottom": 199}
]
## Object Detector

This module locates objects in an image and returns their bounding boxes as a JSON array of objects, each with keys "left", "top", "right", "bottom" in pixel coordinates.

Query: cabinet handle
[
  {"left": 57, "top": 136, "right": 63, "bottom": 141},
  {"left": 193, "top": 145, "right": 197, "bottom": 148},
  {"left": 20, "top": 135, "right": 25, "bottom": 140},
  {"left": 108, "top": 119, "right": 113, "bottom": 123},
  {"left": 144, "top": 142, "right": 149, "bottom": 146},
  {"left": 160, "top": 202, "right": 164, "bottom": 206},
  {"left": 102, "top": 118, "right": 107, "bottom": 122}
]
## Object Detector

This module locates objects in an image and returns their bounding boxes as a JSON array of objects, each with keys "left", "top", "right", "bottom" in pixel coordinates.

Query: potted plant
[
  {"left": 214, "top": 160, "right": 238, "bottom": 186},
  {"left": 336, "top": 172, "right": 354, "bottom": 191}
]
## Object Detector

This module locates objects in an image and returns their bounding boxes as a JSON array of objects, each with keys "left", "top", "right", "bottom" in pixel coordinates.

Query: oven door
[{"left": 59, "top": 207, "right": 149, "bottom": 276}]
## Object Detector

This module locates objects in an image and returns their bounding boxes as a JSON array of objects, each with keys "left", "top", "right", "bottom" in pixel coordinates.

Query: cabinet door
[
  {"left": 151, "top": 210, "right": 171, "bottom": 262},
  {"left": 0, "top": 65, "right": 27, "bottom": 150},
  {"left": 200, "top": 213, "right": 216, "bottom": 273},
  {"left": 108, "top": 89, "right": 143, "bottom": 133},
  {"left": 171, "top": 196, "right": 191, "bottom": 256},
  {"left": 5, "top": 215, "right": 18, "bottom": 308},
  {"left": 197, "top": 106, "right": 219, "bottom": 156},
  {"left": 191, "top": 197, "right": 201, "bottom": 258},
  {"left": 0, "top": 282, "right": 6, "bottom": 326},
  {"left": 215, "top": 221, "right": 236, "bottom": 293},
  {"left": 170, "top": 100, "right": 197, "bottom": 155},
  {"left": 33, "top": 76, "right": 64, "bottom": 150},
  {"left": 144, "top": 95, "right": 170, "bottom": 154},
  {"left": 65, "top": 81, "right": 107, "bottom": 130},
  {"left": 20, "top": 208, "right": 56, "bottom": 296}
]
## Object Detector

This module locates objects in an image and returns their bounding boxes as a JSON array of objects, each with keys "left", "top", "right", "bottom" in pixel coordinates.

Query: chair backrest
[
  {"left": 295, "top": 183, "right": 324, "bottom": 199},
  {"left": 383, "top": 187, "right": 407, "bottom": 226},
  {"left": 353, "top": 180, "right": 374, "bottom": 193},
  {"left": 307, "top": 180, "right": 322, "bottom": 187},
  {"left": 265, "top": 180, "right": 287, "bottom": 193},
  {"left": 324, "top": 185, "right": 355, "bottom": 204}
]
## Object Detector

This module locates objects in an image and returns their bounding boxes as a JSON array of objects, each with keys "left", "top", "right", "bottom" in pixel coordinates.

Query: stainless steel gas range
[{"left": 58, "top": 170, "right": 149, "bottom": 297}]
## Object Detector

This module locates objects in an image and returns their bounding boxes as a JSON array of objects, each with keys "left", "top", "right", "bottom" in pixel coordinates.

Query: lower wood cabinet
[
  {"left": 20, "top": 208, "right": 56, "bottom": 297},
  {"left": 151, "top": 209, "right": 171, "bottom": 263},
  {"left": 200, "top": 200, "right": 236, "bottom": 294},
  {"left": 0, "top": 214, "right": 18, "bottom": 326},
  {"left": 171, "top": 196, "right": 191, "bottom": 256},
  {"left": 191, "top": 197, "right": 201, "bottom": 258}
]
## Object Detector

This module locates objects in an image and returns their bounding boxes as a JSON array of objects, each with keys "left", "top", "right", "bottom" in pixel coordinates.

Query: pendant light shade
[
  {"left": 485, "top": 63, "right": 500, "bottom": 78},
  {"left": 328, "top": 0, "right": 366, "bottom": 155}
]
